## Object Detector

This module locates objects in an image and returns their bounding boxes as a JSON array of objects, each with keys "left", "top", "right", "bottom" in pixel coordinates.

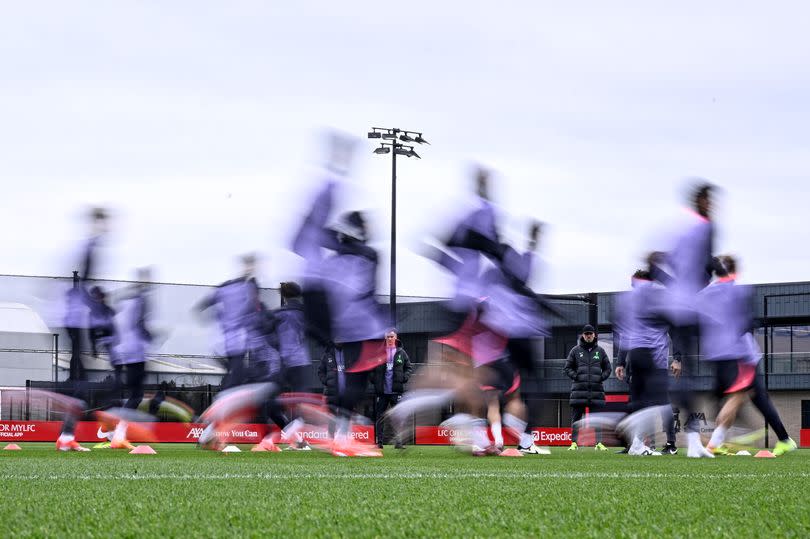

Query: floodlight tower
[{"left": 367, "top": 127, "right": 429, "bottom": 325}]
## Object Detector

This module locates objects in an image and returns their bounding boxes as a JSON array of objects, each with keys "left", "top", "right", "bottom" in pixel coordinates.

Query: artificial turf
[{"left": 1, "top": 444, "right": 808, "bottom": 538}]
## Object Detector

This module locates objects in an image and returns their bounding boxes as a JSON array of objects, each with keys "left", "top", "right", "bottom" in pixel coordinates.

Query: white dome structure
[
  {"left": 0, "top": 303, "right": 50, "bottom": 334},
  {"left": 0, "top": 303, "right": 54, "bottom": 388}
]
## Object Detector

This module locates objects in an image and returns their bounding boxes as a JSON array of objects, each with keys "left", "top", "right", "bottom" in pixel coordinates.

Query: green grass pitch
[{"left": 1, "top": 444, "right": 808, "bottom": 538}]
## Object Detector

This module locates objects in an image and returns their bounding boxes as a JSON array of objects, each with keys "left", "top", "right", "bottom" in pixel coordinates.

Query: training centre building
[{"left": 1, "top": 273, "right": 809, "bottom": 448}]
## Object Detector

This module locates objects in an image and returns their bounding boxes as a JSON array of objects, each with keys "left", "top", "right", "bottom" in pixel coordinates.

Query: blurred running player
[
  {"left": 109, "top": 268, "right": 155, "bottom": 449},
  {"left": 56, "top": 207, "right": 109, "bottom": 452},
  {"left": 195, "top": 254, "right": 259, "bottom": 390},
  {"left": 648, "top": 181, "right": 718, "bottom": 458},
  {"left": 700, "top": 256, "right": 797, "bottom": 456},
  {"left": 253, "top": 281, "right": 314, "bottom": 451},
  {"left": 612, "top": 269, "right": 673, "bottom": 456}
]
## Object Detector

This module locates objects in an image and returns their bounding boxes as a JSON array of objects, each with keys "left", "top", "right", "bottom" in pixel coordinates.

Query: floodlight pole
[
  {"left": 369, "top": 126, "right": 426, "bottom": 328},
  {"left": 390, "top": 139, "right": 397, "bottom": 327}
]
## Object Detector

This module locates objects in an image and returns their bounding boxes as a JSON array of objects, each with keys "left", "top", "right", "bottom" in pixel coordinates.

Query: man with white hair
[{"left": 371, "top": 329, "right": 412, "bottom": 448}]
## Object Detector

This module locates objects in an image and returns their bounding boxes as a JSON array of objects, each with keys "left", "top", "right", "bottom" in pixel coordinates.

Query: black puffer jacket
[
  {"left": 563, "top": 337, "right": 612, "bottom": 407},
  {"left": 318, "top": 346, "right": 342, "bottom": 398},
  {"left": 371, "top": 346, "right": 413, "bottom": 395}
]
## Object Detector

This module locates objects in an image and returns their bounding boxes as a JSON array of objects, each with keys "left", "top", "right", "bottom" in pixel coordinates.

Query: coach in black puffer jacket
[
  {"left": 564, "top": 325, "right": 612, "bottom": 446},
  {"left": 564, "top": 325, "right": 612, "bottom": 406},
  {"left": 318, "top": 345, "right": 343, "bottom": 403}
]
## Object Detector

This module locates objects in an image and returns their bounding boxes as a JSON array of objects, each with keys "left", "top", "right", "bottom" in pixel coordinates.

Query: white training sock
[
  {"left": 687, "top": 431, "right": 703, "bottom": 450},
  {"left": 335, "top": 417, "right": 350, "bottom": 443},
  {"left": 491, "top": 422, "right": 503, "bottom": 447},
  {"left": 199, "top": 423, "right": 216, "bottom": 444},
  {"left": 441, "top": 414, "right": 473, "bottom": 446},
  {"left": 390, "top": 390, "right": 456, "bottom": 423},
  {"left": 113, "top": 421, "right": 128, "bottom": 442},
  {"left": 282, "top": 418, "right": 304, "bottom": 442},
  {"left": 519, "top": 432, "right": 534, "bottom": 448},
  {"left": 709, "top": 425, "right": 727, "bottom": 448},
  {"left": 472, "top": 418, "right": 490, "bottom": 448},
  {"left": 503, "top": 413, "right": 528, "bottom": 438}
]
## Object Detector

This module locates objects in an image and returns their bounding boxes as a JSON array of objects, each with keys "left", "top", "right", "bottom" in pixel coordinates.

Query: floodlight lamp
[
  {"left": 374, "top": 146, "right": 391, "bottom": 154},
  {"left": 367, "top": 131, "right": 382, "bottom": 139}
]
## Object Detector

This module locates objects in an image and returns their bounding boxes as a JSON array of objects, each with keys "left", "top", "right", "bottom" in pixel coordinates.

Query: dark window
[
  {"left": 769, "top": 326, "right": 792, "bottom": 354},
  {"left": 530, "top": 399, "right": 563, "bottom": 427},
  {"left": 765, "top": 326, "right": 792, "bottom": 374},
  {"left": 802, "top": 400, "right": 810, "bottom": 429},
  {"left": 792, "top": 326, "right": 810, "bottom": 354}
]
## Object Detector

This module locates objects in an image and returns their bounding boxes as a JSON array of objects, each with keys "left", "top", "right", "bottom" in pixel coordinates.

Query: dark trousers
[
  {"left": 326, "top": 395, "right": 340, "bottom": 437},
  {"left": 66, "top": 327, "right": 84, "bottom": 381},
  {"left": 148, "top": 390, "right": 166, "bottom": 417},
  {"left": 258, "top": 365, "right": 312, "bottom": 430},
  {"left": 374, "top": 393, "right": 401, "bottom": 445},
  {"left": 507, "top": 338, "right": 535, "bottom": 374},
  {"left": 629, "top": 349, "right": 677, "bottom": 446},
  {"left": 221, "top": 353, "right": 246, "bottom": 390},
  {"left": 571, "top": 404, "right": 602, "bottom": 444},
  {"left": 670, "top": 325, "right": 700, "bottom": 433},
  {"left": 258, "top": 400, "right": 290, "bottom": 430},
  {"left": 123, "top": 362, "right": 146, "bottom": 410},
  {"left": 303, "top": 287, "right": 333, "bottom": 347},
  {"left": 511, "top": 338, "right": 545, "bottom": 439},
  {"left": 751, "top": 372, "right": 789, "bottom": 441},
  {"left": 60, "top": 327, "right": 88, "bottom": 436},
  {"left": 662, "top": 405, "right": 676, "bottom": 445},
  {"left": 628, "top": 349, "right": 670, "bottom": 413},
  {"left": 97, "top": 363, "right": 125, "bottom": 409},
  {"left": 271, "top": 365, "right": 309, "bottom": 393},
  {"left": 341, "top": 341, "right": 370, "bottom": 414}
]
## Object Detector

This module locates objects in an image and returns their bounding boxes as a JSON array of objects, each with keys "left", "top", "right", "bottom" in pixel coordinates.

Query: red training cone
[
  {"left": 499, "top": 448, "right": 524, "bottom": 457},
  {"left": 754, "top": 450, "right": 776, "bottom": 458},
  {"left": 3, "top": 443, "right": 22, "bottom": 450}
]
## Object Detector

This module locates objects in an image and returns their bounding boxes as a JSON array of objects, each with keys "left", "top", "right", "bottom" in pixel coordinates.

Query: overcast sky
[{"left": 1, "top": 2, "right": 808, "bottom": 298}]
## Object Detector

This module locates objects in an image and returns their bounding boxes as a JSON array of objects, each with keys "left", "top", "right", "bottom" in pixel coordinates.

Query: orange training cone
[
  {"left": 3, "top": 443, "right": 22, "bottom": 450},
  {"left": 754, "top": 450, "right": 776, "bottom": 458}
]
